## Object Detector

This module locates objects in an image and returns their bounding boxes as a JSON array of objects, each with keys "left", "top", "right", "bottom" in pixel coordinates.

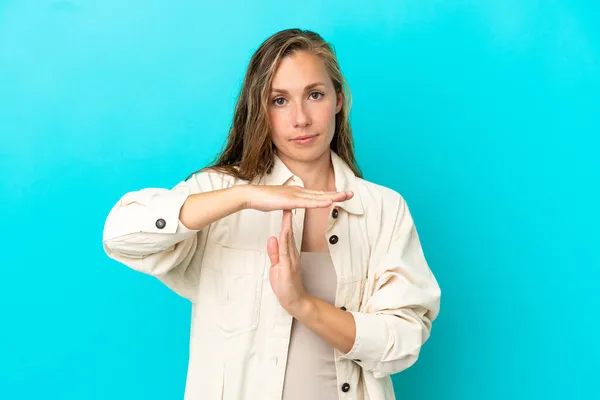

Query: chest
[
  {"left": 300, "top": 206, "right": 335, "bottom": 253},
  {"left": 206, "top": 205, "right": 372, "bottom": 282}
]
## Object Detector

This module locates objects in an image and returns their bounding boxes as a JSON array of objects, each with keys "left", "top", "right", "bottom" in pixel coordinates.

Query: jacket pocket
[{"left": 202, "top": 243, "right": 265, "bottom": 338}]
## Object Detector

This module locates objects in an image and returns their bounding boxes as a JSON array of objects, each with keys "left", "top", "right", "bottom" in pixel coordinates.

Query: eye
[
  {"left": 273, "top": 97, "right": 286, "bottom": 106},
  {"left": 309, "top": 91, "right": 324, "bottom": 100}
]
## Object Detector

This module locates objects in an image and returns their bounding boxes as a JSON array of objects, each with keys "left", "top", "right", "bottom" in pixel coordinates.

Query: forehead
[{"left": 271, "top": 51, "right": 331, "bottom": 89}]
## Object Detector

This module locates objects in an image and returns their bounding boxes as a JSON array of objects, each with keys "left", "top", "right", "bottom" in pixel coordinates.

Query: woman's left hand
[{"left": 267, "top": 210, "right": 308, "bottom": 315}]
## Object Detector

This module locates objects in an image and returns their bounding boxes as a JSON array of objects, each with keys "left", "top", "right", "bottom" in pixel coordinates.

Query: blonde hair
[{"left": 188, "top": 28, "right": 362, "bottom": 181}]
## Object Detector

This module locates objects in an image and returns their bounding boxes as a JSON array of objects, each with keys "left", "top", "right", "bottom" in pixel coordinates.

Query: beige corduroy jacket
[{"left": 102, "top": 150, "right": 441, "bottom": 400}]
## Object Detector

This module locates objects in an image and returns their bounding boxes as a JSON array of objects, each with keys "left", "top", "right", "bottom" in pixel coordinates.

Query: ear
[{"left": 335, "top": 91, "right": 343, "bottom": 114}]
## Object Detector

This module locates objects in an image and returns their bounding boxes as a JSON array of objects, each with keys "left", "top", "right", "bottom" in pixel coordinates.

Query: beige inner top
[{"left": 281, "top": 251, "right": 340, "bottom": 400}]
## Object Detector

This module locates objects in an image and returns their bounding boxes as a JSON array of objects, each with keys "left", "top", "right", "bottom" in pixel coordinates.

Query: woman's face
[{"left": 267, "top": 51, "right": 342, "bottom": 163}]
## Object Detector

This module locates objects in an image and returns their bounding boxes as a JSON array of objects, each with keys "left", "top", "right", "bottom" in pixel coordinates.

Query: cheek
[
  {"left": 268, "top": 111, "right": 287, "bottom": 141},
  {"left": 313, "top": 102, "right": 337, "bottom": 126},
  {"left": 269, "top": 110, "right": 284, "bottom": 126}
]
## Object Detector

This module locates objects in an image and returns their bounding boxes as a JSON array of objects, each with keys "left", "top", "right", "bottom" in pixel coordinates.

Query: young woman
[{"left": 103, "top": 28, "right": 441, "bottom": 400}]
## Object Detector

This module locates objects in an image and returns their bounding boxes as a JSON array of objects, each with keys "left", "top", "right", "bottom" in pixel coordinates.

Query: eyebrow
[{"left": 271, "top": 82, "right": 326, "bottom": 94}]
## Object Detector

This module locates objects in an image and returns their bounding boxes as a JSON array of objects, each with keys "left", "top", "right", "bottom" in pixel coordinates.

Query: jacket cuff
[
  {"left": 103, "top": 190, "right": 198, "bottom": 242},
  {"left": 145, "top": 190, "right": 195, "bottom": 235},
  {"left": 340, "top": 311, "right": 390, "bottom": 365}
]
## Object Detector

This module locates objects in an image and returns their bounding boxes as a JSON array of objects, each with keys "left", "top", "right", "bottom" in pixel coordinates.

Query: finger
[
  {"left": 266, "top": 236, "right": 279, "bottom": 266},
  {"left": 297, "top": 190, "right": 341, "bottom": 198},
  {"left": 287, "top": 225, "right": 298, "bottom": 267},
  {"left": 282, "top": 209, "right": 293, "bottom": 230},
  {"left": 286, "top": 212, "right": 296, "bottom": 253},
  {"left": 299, "top": 189, "right": 326, "bottom": 195},
  {"left": 279, "top": 210, "right": 293, "bottom": 257},
  {"left": 294, "top": 199, "right": 334, "bottom": 209},
  {"left": 327, "top": 191, "right": 353, "bottom": 202},
  {"left": 301, "top": 188, "right": 351, "bottom": 195},
  {"left": 337, "top": 191, "right": 354, "bottom": 200},
  {"left": 297, "top": 191, "right": 352, "bottom": 202}
]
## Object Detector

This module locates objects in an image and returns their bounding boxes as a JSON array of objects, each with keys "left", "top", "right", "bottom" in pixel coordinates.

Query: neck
[{"left": 278, "top": 149, "right": 335, "bottom": 191}]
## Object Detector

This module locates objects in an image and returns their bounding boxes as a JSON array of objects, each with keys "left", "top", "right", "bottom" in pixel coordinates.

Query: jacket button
[
  {"left": 331, "top": 208, "right": 339, "bottom": 218},
  {"left": 329, "top": 235, "right": 339, "bottom": 245},
  {"left": 155, "top": 218, "right": 166, "bottom": 229},
  {"left": 340, "top": 306, "right": 347, "bottom": 311},
  {"left": 341, "top": 383, "right": 350, "bottom": 392}
]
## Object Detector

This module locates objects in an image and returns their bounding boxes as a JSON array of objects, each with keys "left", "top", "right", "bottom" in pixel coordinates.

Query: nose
[{"left": 292, "top": 102, "right": 311, "bottom": 128}]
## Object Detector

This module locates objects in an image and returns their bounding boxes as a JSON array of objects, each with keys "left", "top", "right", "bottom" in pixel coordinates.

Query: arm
[
  {"left": 289, "top": 295, "right": 356, "bottom": 354},
  {"left": 102, "top": 170, "right": 244, "bottom": 300},
  {"left": 103, "top": 172, "right": 349, "bottom": 301},
  {"left": 290, "top": 194, "right": 441, "bottom": 377},
  {"left": 179, "top": 185, "right": 248, "bottom": 231},
  {"left": 340, "top": 193, "right": 441, "bottom": 377}
]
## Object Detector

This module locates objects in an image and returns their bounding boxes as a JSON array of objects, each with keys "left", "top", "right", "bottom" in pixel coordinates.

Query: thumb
[{"left": 266, "top": 236, "right": 279, "bottom": 267}]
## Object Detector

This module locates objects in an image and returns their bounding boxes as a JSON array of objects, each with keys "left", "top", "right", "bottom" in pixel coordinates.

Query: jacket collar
[{"left": 263, "top": 149, "right": 364, "bottom": 215}]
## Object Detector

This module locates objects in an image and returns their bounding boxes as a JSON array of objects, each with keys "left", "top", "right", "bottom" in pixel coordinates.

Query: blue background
[{"left": 1, "top": 1, "right": 598, "bottom": 399}]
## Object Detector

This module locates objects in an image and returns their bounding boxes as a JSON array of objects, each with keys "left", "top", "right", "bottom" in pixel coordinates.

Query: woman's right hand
[{"left": 243, "top": 185, "right": 354, "bottom": 212}]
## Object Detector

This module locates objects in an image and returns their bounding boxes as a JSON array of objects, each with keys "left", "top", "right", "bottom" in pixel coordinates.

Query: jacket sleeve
[
  {"left": 102, "top": 170, "right": 226, "bottom": 301},
  {"left": 340, "top": 193, "right": 441, "bottom": 378}
]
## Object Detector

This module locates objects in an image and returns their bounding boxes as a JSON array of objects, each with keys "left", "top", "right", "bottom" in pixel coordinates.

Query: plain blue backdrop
[{"left": 1, "top": 1, "right": 598, "bottom": 399}]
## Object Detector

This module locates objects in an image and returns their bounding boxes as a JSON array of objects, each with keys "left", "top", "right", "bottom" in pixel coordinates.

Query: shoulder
[
  {"left": 353, "top": 177, "right": 416, "bottom": 242},
  {"left": 354, "top": 177, "right": 406, "bottom": 215},
  {"left": 185, "top": 165, "right": 250, "bottom": 192}
]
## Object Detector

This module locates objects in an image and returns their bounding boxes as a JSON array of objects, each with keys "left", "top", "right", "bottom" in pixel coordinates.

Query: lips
[{"left": 291, "top": 134, "right": 317, "bottom": 141}]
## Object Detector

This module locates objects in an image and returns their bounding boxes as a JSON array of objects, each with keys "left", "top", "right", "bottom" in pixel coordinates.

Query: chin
[
  {"left": 289, "top": 145, "right": 330, "bottom": 162},
  {"left": 274, "top": 134, "right": 333, "bottom": 161}
]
